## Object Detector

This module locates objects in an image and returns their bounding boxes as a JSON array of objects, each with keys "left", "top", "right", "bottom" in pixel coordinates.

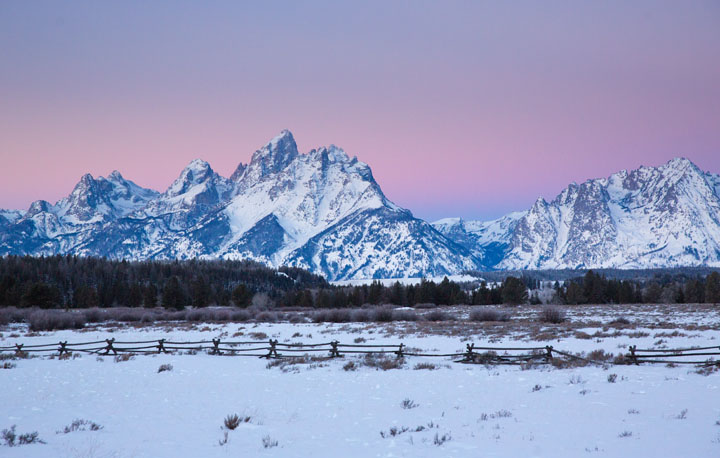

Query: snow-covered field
[
  {"left": 1, "top": 306, "right": 719, "bottom": 457},
  {"left": 331, "top": 274, "right": 479, "bottom": 287}
]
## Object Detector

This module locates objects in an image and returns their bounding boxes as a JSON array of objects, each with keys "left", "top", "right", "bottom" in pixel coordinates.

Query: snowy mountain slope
[
  {"left": 3, "top": 135, "right": 719, "bottom": 277},
  {"left": 0, "top": 130, "right": 478, "bottom": 280},
  {"left": 432, "top": 212, "right": 525, "bottom": 267},
  {"left": 287, "top": 206, "right": 477, "bottom": 280},
  {"left": 208, "top": 132, "right": 477, "bottom": 279},
  {"left": 437, "top": 158, "right": 720, "bottom": 270},
  {"left": 0, "top": 172, "right": 158, "bottom": 256},
  {"left": 0, "top": 209, "right": 24, "bottom": 226}
]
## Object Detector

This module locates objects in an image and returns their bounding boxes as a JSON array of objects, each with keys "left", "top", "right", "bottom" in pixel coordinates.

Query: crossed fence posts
[{"left": 0, "top": 338, "right": 718, "bottom": 367}]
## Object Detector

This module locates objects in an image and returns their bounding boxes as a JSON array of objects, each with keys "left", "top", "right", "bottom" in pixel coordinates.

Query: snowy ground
[
  {"left": 1, "top": 305, "right": 719, "bottom": 457},
  {"left": 331, "top": 274, "right": 479, "bottom": 287}
]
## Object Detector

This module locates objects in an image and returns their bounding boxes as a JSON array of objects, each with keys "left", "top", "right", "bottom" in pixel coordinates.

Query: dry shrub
[
  {"left": 265, "top": 355, "right": 329, "bottom": 372},
  {"left": 351, "top": 310, "right": 371, "bottom": 322},
  {"left": 256, "top": 311, "right": 278, "bottom": 323},
  {"left": 157, "top": 364, "right": 173, "bottom": 373},
  {"left": 609, "top": 316, "right": 634, "bottom": 328},
  {"left": 372, "top": 308, "right": 394, "bottom": 323},
  {"left": 539, "top": 307, "right": 566, "bottom": 324},
  {"left": 0, "top": 307, "right": 26, "bottom": 325},
  {"left": 214, "top": 310, "right": 231, "bottom": 322},
  {"left": 695, "top": 364, "right": 719, "bottom": 376},
  {"left": 230, "top": 310, "right": 250, "bottom": 322},
  {"left": 587, "top": 349, "right": 613, "bottom": 362},
  {"left": 469, "top": 308, "right": 510, "bottom": 322},
  {"left": 393, "top": 310, "right": 418, "bottom": 321},
  {"left": 224, "top": 414, "right": 241, "bottom": 430},
  {"left": 413, "top": 362, "right": 438, "bottom": 370},
  {"left": 613, "top": 353, "right": 630, "bottom": 365},
  {"left": 288, "top": 313, "right": 306, "bottom": 323},
  {"left": 28, "top": 310, "right": 86, "bottom": 331},
  {"left": 363, "top": 353, "right": 405, "bottom": 370},
  {"left": 313, "top": 309, "right": 351, "bottom": 323},
  {"left": 113, "top": 353, "right": 134, "bottom": 363},
  {"left": 57, "top": 419, "right": 103, "bottom": 434},
  {"left": 262, "top": 435, "right": 278, "bottom": 448},
  {"left": 164, "top": 310, "right": 187, "bottom": 321},
  {"left": 550, "top": 354, "right": 588, "bottom": 369},
  {"left": 423, "top": 310, "right": 450, "bottom": 322},
  {"left": 1, "top": 425, "right": 45, "bottom": 446},
  {"left": 82, "top": 308, "right": 104, "bottom": 323},
  {"left": 413, "top": 303, "right": 436, "bottom": 309},
  {"left": 186, "top": 309, "right": 212, "bottom": 322}
]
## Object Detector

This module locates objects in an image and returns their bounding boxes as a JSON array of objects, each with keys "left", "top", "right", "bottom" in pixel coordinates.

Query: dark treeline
[
  {"left": 0, "top": 255, "right": 327, "bottom": 310},
  {"left": 1, "top": 256, "right": 719, "bottom": 310},
  {"left": 0, "top": 255, "right": 525, "bottom": 309},
  {"left": 468, "top": 266, "right": 720, "bottom": 283},
  {"left": 554, "top": 270, "right": 720, "bottom": 305}
]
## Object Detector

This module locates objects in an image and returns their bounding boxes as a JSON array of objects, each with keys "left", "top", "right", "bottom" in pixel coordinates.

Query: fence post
[
  {"left": 211, "top": 339, "right": 222, "bottom": 355},
  {"left": 157, "top": 339, "right": 167, "bottom": 354},
  {"left": 266, "top": 339, "right": 279, "bottom": 358},
  {"left": 629, "top": 345, "right": 638, "bottom": 365},
  {"left": 103, "top": 338, "right": 117, "bottom": 356},
  {"left": 545, "top": 345, "right": 554, "bottom": 363},
  {"left": 14, "top": 343, "right": 24, "bottom": 357},
  {"left": 465, "top": 343, "right": 476, "bottom": 362},
  {"left": 329, "top": 341, "right": 341, "bottom": 358},
  {"left": 395, "top": 343, "right": 405, "bottom": 358},
  {"left": 58, "top": 341, "right": 68, "bottom": 356}
]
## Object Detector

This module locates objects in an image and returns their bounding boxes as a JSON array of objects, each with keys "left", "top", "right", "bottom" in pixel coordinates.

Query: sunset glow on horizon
[{"left": 1, "top": 1, "right": 719, "bottom": 221}]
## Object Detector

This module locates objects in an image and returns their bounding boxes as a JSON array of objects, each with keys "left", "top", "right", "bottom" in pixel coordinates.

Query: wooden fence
[
  {"left": 1, "top": 338, "right": 719, "bottom": 367},
  {"left": 626, "top": 344, "right": 720, "bottom": 365}
]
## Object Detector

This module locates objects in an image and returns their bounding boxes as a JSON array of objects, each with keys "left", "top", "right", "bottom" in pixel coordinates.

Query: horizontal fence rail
[{"left": 1, "top": 339, "right": 719, "bottom": 367}]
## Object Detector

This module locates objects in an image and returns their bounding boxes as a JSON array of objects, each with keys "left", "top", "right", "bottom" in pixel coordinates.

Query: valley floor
[{"left": 1, "top": 304, "right": 719, "bottom": 458}]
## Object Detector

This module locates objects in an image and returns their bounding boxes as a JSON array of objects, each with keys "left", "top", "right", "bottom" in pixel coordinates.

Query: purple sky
[{"left": 1, "top": 1, "right": 719, "bottom": 221}]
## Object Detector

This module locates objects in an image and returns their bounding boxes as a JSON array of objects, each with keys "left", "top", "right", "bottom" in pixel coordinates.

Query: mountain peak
[
  {"left": 184, "top": 159, "right": 212, "bottom": 172},
  {"left": 270, "top": 129, "right": 295, "bottom": 148},
  {"left": 662, "top": 157, "right": 702, "bottom": 176},
  {"left": 246, "top": 130, "right": 299, "bottom": 179},
  {"left": 108, "top": 170, "right": 125, "bottom": 181},
  {"left": 79, "top": 173, "right": 95, "bottom": 185},
  {"left": 666, "top": 157, "right": 693, "bottom": 167},
  {"left": 27, "top": 200, "right": 52, "bottom": 216},
  {"left": 165, "top": 159, "right": 218, "bottom": 197}
]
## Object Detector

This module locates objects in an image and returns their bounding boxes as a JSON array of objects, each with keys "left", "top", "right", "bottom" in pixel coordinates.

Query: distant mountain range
[
  {"left": 2, "top": 131, "right": 719, "bottom": 279},
  {"left": 433, "top": 157, "right": 720, "bottom": 271}
]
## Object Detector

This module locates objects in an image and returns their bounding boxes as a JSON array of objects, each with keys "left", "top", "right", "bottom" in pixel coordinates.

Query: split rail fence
[{"left": 1, "top": 338, "right": 719, "bottom": 367}]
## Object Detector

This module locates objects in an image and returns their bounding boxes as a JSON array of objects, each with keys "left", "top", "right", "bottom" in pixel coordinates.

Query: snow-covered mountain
[
  {"left": 0, "top": 171, "right": 159, "bottom": 256},
  {"left": 0, "top": 130, "right": 476, "bottom": 280},
  {"left": 434, "top": 157, "right": 720, "bottom": 270},
  {"left": 3, "top": 134, "right": 719, "bottom": 278}
]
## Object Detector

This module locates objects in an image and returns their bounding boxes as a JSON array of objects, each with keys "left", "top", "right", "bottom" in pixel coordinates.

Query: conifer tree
[{"left": 705, "top": 272, "right": 720, "bottom": 305}]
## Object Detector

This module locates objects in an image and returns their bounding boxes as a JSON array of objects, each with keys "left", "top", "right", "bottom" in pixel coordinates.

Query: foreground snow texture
[{"left": 2, "top": 319, "right": 719, "bottom": 457}]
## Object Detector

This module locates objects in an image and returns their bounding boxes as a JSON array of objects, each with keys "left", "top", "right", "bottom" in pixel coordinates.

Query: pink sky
[{"left": 1, "top": 1, "right": 719, "bottom": 221}]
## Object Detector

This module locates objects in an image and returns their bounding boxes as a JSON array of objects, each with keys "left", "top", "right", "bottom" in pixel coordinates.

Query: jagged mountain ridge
[
  {"left": 0, "top": 130, "right": 476, "bottom": 280},
  {"left": 434, "top": 158, "right": 720, "bottom": 270},
  {"left": 2, "top": 132, "right": 719, "bottom": 278}
]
